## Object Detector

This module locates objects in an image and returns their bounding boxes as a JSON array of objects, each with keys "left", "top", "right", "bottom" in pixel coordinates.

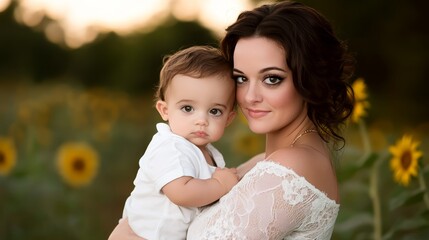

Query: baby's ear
[
  {"left": 226, "top": 110, "right": 236, "bottom": 127},
  {"left": 155, "top": 100, "right": 169, "bottom": 121}
]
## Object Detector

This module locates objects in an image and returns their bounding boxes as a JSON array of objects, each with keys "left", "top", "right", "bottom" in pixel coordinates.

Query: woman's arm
[
  {"left": 108, "top": 218, "right": 144, "bottom": 240},
  {"left": 236, "top": 152, "right": 265, "bottom": 179}
]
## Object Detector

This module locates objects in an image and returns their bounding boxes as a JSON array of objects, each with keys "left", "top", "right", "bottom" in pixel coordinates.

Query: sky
[{"left": 0, "top": 0, "right": 254, "bottom": 48}]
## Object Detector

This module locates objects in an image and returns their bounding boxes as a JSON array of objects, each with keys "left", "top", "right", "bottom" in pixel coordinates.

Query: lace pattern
[{"left": 187, "top": 161, "right": 339, "bottom": 240}]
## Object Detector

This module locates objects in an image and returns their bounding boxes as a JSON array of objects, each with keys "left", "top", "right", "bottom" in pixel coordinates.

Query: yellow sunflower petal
[
  {"left": 56, "top": 142, "right": 99, "bottom": 187},
  {"left": 352, "top": 78, "right": 368, "bottom": 101},
  {"left": 399, "top": 174, "right": 410, "bottom": 186},
  {"left": 0, "top": 137, "right": 17, "bottom": 176},
  {"left": 349, "top": 78, "right": 370, "bottom": 123},
  {"left": 389, "top": 134, "right": 423, "bottom": 187}
]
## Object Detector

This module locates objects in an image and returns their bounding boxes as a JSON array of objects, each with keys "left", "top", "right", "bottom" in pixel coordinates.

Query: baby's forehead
[{"left": 167, "top": 74, "right": 234, "bottom": 95}]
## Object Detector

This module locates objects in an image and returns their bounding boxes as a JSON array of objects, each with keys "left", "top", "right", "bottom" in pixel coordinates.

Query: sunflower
[
  {"left": 350, "top": 78, "right": 370, "bottom": 123},
  {"left": 56, "top": 142, "right": 99, "bottom": 187},
  {"left": 389, "top": 135, "right": 423, "bottom": 186},
  {"left": 0, "top": 137, "right": 17, "bottom": 176}
]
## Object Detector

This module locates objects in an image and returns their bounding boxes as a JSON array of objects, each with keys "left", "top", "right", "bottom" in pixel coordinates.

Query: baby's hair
[{"left": 155, "top": 45, "right": 232, "bottom": 101}]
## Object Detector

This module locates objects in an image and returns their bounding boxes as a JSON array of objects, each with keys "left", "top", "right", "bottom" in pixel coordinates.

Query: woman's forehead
[{"left": 233, "top": 37, "right": 287, "bottom": 71}]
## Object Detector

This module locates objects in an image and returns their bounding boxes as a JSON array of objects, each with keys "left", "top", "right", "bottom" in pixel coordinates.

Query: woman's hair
[
  {"left": 221, "top": 1, "right": 355, "bottom": 146},
  {"left": 155, "top": 45, "right": 232, "bottom": 101}
]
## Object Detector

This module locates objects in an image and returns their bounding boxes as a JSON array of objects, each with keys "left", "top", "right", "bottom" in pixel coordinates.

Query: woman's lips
[{"left": 246, "top": 108, "right": 269, "bottom": 119}]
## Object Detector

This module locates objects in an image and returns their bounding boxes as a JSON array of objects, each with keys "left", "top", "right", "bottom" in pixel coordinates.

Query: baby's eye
[
  {"left": 209, "top": 108, "right": 223, "bottom": 117},
  {"left": 181, "top": 105, "right": 194, "bottom": 112},
  {"left": 233, "top": 76, "right": 247, "bottom": 84},
  {"left": 263, "top": 75, "right": 283, "bottom": 85}
]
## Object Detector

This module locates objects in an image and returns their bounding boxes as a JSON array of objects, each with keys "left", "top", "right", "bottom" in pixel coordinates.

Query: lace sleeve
[{"left": 187, "top": 161, "right": 339, "bottom": 240}]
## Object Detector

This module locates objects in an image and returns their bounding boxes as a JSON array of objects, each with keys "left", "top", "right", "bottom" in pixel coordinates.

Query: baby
[{"left": 122, "top": 45, "right": 238, "bottom": 239}]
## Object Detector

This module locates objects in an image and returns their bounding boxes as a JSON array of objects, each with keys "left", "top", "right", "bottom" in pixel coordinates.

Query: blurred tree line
[
  {"left": 1, "top": 0, "right": 428, "bottom": 127},
  {"left": 0, "top": 1, "right": 217, "bottom": 94}
]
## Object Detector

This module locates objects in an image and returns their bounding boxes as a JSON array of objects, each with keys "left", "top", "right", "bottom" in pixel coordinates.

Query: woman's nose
[{"left": 243, "top": 81, "right": 262, "bottom": 103}]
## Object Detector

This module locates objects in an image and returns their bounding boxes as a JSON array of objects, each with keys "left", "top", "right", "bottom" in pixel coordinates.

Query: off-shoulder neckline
[{"left": 252, "top": 160, "right": 340, "bottom": 206}]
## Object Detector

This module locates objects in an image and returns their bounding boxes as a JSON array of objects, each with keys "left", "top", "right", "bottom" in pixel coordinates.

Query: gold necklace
[{"left": 291, "top": 129, "right": 318, "bottom": 146}]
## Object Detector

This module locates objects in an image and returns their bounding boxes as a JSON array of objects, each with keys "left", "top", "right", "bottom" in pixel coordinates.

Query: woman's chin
[{"left": 248, "top": 124, "right": 269, "bottom": 134}]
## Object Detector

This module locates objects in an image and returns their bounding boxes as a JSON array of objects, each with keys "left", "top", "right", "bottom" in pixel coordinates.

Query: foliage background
[{"left": 1, "top": 0, "right": 428, "bottom": 239}]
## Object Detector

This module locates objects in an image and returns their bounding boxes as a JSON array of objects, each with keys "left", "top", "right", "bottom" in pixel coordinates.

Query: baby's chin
[{"left": 188, "top": 138, "right": 211, "bottom": 148}]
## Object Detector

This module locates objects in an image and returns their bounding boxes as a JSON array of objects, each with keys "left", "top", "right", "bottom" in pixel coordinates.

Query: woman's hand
[{"left": 108, "top": 218, "right": 145, "bottom": 240}]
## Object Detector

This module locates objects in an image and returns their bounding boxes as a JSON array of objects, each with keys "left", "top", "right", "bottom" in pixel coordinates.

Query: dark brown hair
[
  {"left": 156, "top": 45, "right": 232, "bottom": 101},
  {"left": 221, "top": 1, "right": 355, "bottom": 146}
]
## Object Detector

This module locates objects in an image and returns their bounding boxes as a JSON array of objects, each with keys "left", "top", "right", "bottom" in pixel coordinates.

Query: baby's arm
[{"left": 161, "top": 167, "right": 238, "bottom": 208}]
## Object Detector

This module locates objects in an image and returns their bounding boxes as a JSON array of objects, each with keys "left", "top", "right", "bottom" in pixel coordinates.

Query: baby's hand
[{"left": 212, "top": 167, "right": 239, "bottom": 193}]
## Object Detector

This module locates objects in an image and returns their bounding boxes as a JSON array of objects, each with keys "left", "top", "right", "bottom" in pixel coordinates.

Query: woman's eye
[
  {"left": 234, "top": 76, "right": 246, "bottom": 84},
  {"left": 181, "top": 105, "right": 194, "bottom": 112},
  {"left": 209, "top": 108, "right": 222, "bottom": 116},
  {"left": 263, "top": 75, "right": 283, "bottom": 85}
]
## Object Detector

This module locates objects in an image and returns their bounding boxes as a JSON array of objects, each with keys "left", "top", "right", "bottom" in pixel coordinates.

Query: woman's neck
[{"left": 265, "top": 115, "right": 315, "bottom": 157}]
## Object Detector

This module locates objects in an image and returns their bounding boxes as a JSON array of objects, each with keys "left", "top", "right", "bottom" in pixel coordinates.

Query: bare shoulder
[
  {"left": 267, "top": 146, "right": 339, "bottom": 202},
  {"left": 267, "top": 146, "right": 330, "bottom": 175}
]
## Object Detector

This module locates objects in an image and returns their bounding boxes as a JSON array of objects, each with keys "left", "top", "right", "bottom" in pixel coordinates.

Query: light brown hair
[{"left": 155, "top": 46, "right": 232, "bottom": 101}]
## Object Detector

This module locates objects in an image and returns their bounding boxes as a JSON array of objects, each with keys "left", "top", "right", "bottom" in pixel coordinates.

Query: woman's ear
[{"left": 155, "top": 100, "right": 169, "bottom": 121}]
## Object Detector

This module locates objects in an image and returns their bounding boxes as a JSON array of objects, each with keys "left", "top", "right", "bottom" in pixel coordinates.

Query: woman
[{"left": 109, "top": 1, "right": 354, "bottom": 239}]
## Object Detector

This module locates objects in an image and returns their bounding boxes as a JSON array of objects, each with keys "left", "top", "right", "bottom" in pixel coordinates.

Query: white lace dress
[{"left": 187, "top": 161, "right": 339, "bottom": 240}]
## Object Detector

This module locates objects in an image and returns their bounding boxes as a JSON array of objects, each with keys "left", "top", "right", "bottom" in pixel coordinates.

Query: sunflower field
[
  {"left": 0, "top": 82, "right": 263, "bottom": 239},
  {"left": 332, "top": 79, "right": 429, "bottom": 239},
  {"left": 1, "top": 0, "right": 429, "bottom": 239},
  {"left": 1, "top": 77, "right": 428, "bottom": 239}
]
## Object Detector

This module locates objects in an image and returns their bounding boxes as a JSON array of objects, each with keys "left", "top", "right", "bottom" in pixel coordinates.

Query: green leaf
[
  {"left": 382, "top": 217, "right": 429, "bottom": 240},
  {"left": 338, "top": 152, "right": 380, "bottom": 182},
  {"left": 389, "top": 188, "right": 425, "bottom": 210},
  {"left": 358, "top": 152, "right": 379, "bottom": 169},
  {"left": 422, "top": 164, "right": 429, "bottom": 174},
  {"left": 337, "top": 164, "right": 360, "bottom": 181},
  {"left": 416, "top": 208, "right": 429, "bottom": 219},
  {"left": 334, "top": 212, "right": 373, "bottom": 233}
]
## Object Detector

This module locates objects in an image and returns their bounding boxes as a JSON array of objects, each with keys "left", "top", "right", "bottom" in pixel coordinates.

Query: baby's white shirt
[{"left": 122, "top": 123, "right": 225, "bottom": 240}]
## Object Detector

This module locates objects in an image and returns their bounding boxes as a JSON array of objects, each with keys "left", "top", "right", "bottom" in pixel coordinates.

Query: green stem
[
  {"left": 418, "top": 171, "right": 429, "bottom": 209},
  {"left": 359, "top": 121, "right": 371, "bottom": 153},
  {"left": 357, "top": 121, "right": 372, "bottom": 164},
  {"left": 361, "top": 121, "right": 382, "bottom": 240},
  {"left": 369, "top": 158, "right": 382, "bottom": 240}
]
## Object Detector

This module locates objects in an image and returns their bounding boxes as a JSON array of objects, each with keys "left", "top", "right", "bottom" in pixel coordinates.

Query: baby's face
[{"left": 156, "top": 74, "right": 235, "bottom": 147}]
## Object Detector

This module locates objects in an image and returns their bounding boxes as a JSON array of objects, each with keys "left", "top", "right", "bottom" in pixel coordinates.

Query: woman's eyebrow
[
  {"left": 260, "top": 67, "right": 287, "bottom": 73},
  {"left": 233, "top": 67, "right": 286, "bottom": 74},
  {"left": 233, "top": 68, "right": 244, "bottom": 74}
]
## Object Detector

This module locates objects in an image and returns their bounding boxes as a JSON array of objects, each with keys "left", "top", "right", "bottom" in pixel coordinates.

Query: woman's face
[{"left": 233, "top": 37, "right": 306, "bottom": 134}]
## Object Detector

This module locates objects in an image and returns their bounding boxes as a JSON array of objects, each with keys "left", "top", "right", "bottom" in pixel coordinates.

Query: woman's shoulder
[
  {"left": 266, "top": 146, "right": 339, "bottom": 202},
  {"left": 268, "top": 144, "right": 328, "bottom": 166}
]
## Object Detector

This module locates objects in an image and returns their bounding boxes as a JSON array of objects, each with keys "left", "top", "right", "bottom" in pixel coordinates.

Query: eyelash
[
  {"left": 233, "top": 75, "right": 246, "bottom": 84},
  {"left": 233, "top": 74, "right": 284, "bottom": 85},
  {"left": 263, "top": 75, "right": 284, "bottom": 85},
  {"left": 180, "top": 105, "right": 223, "bottom": 117},
  {"left": 181, "top": 105, "right": 194, "bottom": 112},
  {"left": 209, "top": 109, "right": 223, "bottom": 116}
]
